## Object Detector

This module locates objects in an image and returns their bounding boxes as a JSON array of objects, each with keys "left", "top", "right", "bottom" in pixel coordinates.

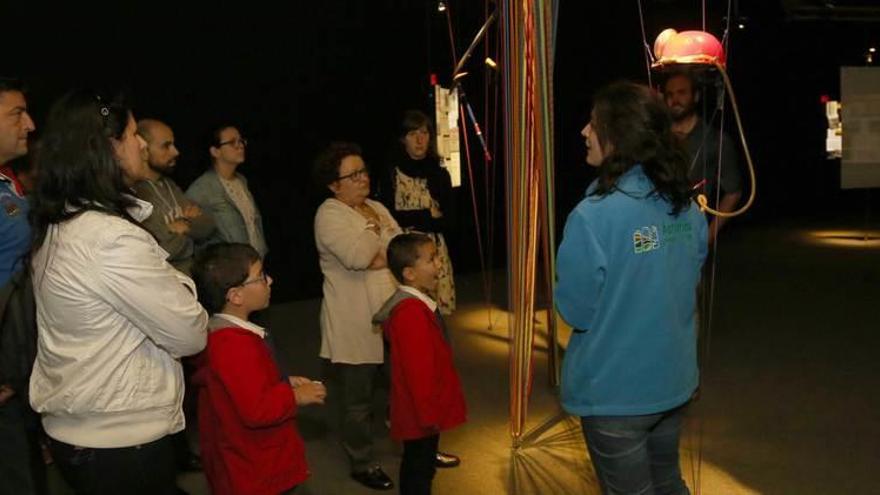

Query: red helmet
[{"left": 652, "top": 29, "right": 726, "bottom": 68}]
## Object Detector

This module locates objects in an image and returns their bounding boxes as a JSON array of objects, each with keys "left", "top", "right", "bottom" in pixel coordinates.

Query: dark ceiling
[{"left": 781, "top": 0, "right": 880, "bottom": 21}]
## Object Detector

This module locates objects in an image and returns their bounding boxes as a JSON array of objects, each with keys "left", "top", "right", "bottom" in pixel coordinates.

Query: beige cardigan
[{"left": 314, "top": 198, "right": 400, "bottom": 364}]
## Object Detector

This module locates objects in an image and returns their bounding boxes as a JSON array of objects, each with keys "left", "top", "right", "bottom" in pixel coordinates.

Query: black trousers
[
  {"left": 0, "top": 397, "right": 46, "bottom": 495},
  {"left": 332, "top": 362, "right": 387, "bottom": 473},
  {"left": 400, "top": 434, "right": 439, "bottom": 495},
  {"left": 48, "top": 434, "right": 176, "bottom": 495}
]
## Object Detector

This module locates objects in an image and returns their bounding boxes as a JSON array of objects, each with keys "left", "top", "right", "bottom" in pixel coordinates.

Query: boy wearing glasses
[{"left": 191, "top": 243, "right": 326, "bottom": 495}]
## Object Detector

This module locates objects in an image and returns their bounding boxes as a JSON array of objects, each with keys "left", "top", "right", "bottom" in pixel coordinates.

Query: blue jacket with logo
[
  {"left": 556, "top": 165, "right": 707, "bottom": 416},
  {"left": 0, "top": 172, "right": 30, "bottom": 287}
]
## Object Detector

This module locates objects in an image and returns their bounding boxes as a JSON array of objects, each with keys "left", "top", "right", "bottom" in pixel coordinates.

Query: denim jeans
[{"left": 580, "top": 405, "right": 690, "bottom": 495}]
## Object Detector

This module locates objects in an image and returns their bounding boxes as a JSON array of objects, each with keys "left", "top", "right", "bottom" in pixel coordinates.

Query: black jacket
[
  {"left": 0, "top": 268, "right": 37, "bottom": 400},
  {"left": 375, "top": 154, "right": 456, "bottom": 234}
]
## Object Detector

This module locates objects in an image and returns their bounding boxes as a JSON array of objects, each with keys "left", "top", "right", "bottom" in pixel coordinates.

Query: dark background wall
[
  {"left": 7, "top": 0, "right": 878, "bottom": 301},
  {"left": 555, "top": 0, "right": 879, "bottom": 228}
]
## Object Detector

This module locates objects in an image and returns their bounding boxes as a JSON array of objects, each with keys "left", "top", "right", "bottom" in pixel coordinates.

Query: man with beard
[
  {"left": 134, "top": 119, "right": 215, "bottom": 275},
  {"left": 663, "top": 71, "right": 743, "bottom": 246},
  {"left": 133, "top": 120, "right": 215, "bottom": 494}
]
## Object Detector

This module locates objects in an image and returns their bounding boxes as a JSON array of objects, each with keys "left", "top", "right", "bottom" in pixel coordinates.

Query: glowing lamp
[{"left": 652, "top": 29, "right": 726, "bottom": 68}]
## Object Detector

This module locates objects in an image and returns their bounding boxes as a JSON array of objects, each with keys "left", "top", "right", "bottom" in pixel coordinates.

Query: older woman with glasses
[
  {"left": 312, "top": 141, "right": 401, "bottom": 491},
  {"left": 186, "top": 124, "right": 267, "bottom": 256}
]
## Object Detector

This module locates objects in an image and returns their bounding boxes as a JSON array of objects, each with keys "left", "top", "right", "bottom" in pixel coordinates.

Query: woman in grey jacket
[
  {"left": 29, "top": 90, "right": 208, "bottom": 495},
  {"left": 186, "top": 124, "right": 267, "bottom": 256}
]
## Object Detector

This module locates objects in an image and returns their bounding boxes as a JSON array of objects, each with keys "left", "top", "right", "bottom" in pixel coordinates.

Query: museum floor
[{"left": 48, "top": 216, "right": 879, "bottom": 495}]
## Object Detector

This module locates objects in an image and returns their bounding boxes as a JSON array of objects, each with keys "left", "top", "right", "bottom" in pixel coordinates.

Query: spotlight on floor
[{"left": 805, "top": 230, "right": 880, "bottom": 248}]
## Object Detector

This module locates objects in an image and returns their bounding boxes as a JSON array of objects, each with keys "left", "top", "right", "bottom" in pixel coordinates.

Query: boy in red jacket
[
  {"left": 373, "top": 233, "right": 467, "bottom": 494},
  {"left": 191, "top": 243, "right": 327, "bottom": 495}
]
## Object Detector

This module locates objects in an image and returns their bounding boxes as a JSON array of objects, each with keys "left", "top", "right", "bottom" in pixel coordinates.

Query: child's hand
[
  {"left": 288, "top": 376, "right": 312, "bottom": 387},
  {"left": 293, "top": 381, "right": 327, "bottom": 406}
]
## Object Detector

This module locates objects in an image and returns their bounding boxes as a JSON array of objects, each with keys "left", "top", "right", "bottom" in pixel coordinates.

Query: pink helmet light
[{"left": 652, "top": 29, "right": 726, "bottom": 68}]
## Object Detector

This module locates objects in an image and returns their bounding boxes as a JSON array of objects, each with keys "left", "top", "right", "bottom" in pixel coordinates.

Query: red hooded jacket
[{"left": 192, "top": 325, "right": 308, "bottom": 495}]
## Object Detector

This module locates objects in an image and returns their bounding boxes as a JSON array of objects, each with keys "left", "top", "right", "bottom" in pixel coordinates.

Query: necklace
[{"left": 146, "top": 179, "right": 182, "bottom": 223}]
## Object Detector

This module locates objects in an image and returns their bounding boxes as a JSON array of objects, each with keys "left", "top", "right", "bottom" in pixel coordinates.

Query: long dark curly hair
[{"left": 588, "top": 81, "right": 692, "bottom": 215}]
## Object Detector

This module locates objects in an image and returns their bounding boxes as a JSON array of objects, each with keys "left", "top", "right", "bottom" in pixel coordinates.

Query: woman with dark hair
[
  {"left": 556, "top": 82, "right": 707, "bottom": 494},
  {"left": 312, "top": 142, "right": 400, "bottom": 490},
  {"left": 378, "top": 110, "right": 456, "bottom": 315},
  {"left": 28, "top": 90, "right": 208, "bottom": 495},
  {"left": 186, "top": 124, "right": 267, "bottom": 257}
]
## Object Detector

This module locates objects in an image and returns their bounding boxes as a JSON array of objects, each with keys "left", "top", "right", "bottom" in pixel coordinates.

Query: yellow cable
[{"left": 695, "top": 61, "right": 756, "bottom": 217}]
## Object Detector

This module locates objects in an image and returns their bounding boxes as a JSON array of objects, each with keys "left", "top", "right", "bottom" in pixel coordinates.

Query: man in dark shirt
[{"left": 663, "top": 71, "right": 743, "bottom": 246}]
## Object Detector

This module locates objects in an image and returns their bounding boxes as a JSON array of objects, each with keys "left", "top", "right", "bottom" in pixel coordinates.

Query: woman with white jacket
[{"left": 28, "top": 90, "right": 208, "bottom": 495}]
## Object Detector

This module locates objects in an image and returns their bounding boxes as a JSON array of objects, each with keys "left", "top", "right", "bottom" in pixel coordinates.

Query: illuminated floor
[{"left": 48, "top": 219, "right": 879, "bottom": 494}]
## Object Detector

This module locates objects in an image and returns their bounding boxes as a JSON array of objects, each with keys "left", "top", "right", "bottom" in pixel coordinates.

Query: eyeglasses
[
  {"left": 217, "top": 137, "right": 248, "bottom": 148},
  {"left": 337, "top": 167, "right": 368, "bottom": 182},
  {"left": 239, "top": 272, "right": 269, "bottom": 287}
]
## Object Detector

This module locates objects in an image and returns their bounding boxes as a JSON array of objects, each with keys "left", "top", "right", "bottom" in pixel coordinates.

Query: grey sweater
[{"left": 133, "top": 176, "right": 215, "bottom": 275}]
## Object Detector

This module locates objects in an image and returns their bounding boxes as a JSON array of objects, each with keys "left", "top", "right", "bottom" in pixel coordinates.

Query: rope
[
  {"left": 503, "top": 0, "right": 558, "bottom": 440},
  {"left": 444, "top": 1, "right": 459, "bottom": 70},
  {"left": 698, "top": 6, "right": 734, "bottom": 490},
  {"left": 448, "top": 7, "right": 500, "bottom": 330},
  {"left": 460, "top": 102, "right": 487, "bottom": 303},
  {"left": 485, "top": 0, "right": 500, "bottom": 330},
  {"left": 439, "top": 2, "right": 501, "bottom": 332},
  {"left": 694, "top": 5, "right": 737, "bottom": 491},
  {"left": 702, "top": 0, "right": 707, "bottom": 31},
  {"left": 694, "top": 61, "right": 756, "bottom": 217},
  {"left": 721, "top": 0, "right": 734, "bottom": 47},
  {"left": 636, "top": 0, "right": 654, "bottom": 86}
]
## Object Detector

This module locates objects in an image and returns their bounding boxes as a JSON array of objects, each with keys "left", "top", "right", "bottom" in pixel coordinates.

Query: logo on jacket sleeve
[{"left": 633, "top": 226, "right": 660, "bottom": 253}]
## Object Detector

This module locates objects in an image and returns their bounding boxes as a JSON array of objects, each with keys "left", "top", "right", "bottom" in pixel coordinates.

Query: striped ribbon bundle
[{"left": 500, "top": 0, "right": 559, "bottom": 442}]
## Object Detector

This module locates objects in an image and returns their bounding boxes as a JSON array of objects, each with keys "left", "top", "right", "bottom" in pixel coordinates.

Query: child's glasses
[{"left": 240, "top": 272, "right": 268, "bottom": 286}]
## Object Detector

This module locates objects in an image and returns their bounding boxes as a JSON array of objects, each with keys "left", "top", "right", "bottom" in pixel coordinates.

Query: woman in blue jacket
[
  {"left": 556, "top": 82, "right": 707, "bottom": 495},
  {"left": 186, "top": 125, "right": 267, "bottom": 257}
]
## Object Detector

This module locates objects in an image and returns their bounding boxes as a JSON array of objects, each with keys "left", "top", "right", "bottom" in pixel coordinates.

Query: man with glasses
[
  {"left": 187, "top": 124, "right": 267, "bottom": 256},
  {"left": 0, "top": 77, "right": 43, "bottom": 494}
]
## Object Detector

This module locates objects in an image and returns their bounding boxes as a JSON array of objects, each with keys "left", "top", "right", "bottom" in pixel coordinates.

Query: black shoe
[
  {"left": 435, "top": 451, "right": 460, "bottom": 468},
  {"left": 351, "top": 466, "right": 394, "bottom": 490}
]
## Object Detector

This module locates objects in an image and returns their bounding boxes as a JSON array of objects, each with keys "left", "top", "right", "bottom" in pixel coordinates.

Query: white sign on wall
[
  {"left": 434, "top": 85, "right": 462, "bottom": 188},
  {"left": 841, "top": 67, "right": 880, "bottom": 189}
]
